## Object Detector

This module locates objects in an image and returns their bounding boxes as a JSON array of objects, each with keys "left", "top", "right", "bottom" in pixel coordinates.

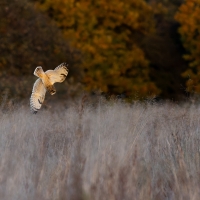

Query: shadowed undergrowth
[{"left": 0, "top": 98, "right": 200, "bottom": 199}]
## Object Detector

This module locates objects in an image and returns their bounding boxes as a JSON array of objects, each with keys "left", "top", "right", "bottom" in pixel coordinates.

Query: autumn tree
[
  {"left": 175, "top": 0, "right": 200, "bottom": 93},
  {"left": 0, "top": 0, "right": 81, "bottom": 98},
  {"left": 142, "top": 0, "right": 188, "bottom": 100},
  {"left": 34, "top": 0, "right": 160, "bottom": 99}
]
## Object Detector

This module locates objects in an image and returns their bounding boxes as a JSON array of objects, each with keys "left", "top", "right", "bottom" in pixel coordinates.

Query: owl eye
[{"left": 61, "top": 73, "right": 67, "bottom": 77}]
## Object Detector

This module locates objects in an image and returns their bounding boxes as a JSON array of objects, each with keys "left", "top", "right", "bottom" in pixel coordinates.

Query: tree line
[{"left": 0, "top": 0, "right": 199, "bottom": 100}]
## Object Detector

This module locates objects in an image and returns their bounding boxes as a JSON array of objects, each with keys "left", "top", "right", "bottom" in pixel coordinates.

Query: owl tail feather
[{"left": 34, "top": 66, "right": 45, "bottom": 78}]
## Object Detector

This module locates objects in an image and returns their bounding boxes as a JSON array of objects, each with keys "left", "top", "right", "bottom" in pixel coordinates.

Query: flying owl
[{"left": 30, "top": 63, "right": 69, "bottom": 113}]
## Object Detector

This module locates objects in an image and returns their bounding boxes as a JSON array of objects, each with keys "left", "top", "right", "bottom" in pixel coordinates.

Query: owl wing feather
[
  {"left": 30, "top": 78, "right": 46, "bottom": 113},
  {"left": 46, "top": 63, "right": 68, "bottom": 84}
]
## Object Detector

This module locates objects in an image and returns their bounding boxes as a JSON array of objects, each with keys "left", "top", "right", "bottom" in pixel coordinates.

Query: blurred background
[{"left": 0, "top": 0, "right": 199, "bottom": 102}]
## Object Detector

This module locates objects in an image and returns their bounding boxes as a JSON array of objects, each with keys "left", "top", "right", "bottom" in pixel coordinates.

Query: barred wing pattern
[
  {"left": 30, "top": 79, "right": 46, "bottom": 113},
  {"left": 46, "top": 63, "right": 68, "bottom": 84}
]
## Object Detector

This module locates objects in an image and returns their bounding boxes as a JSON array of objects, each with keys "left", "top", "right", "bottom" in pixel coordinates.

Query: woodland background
[{"left": 0, "top": 0, "right": 200, "bottom": 101}]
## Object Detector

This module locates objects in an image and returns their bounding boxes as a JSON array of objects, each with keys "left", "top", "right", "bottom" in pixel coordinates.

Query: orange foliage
[
  {"left": 0, "top": 0, "right": 80, "bottom": 98},
  {"left": 175, "top": 0, "right": 200, "bottom": 93},
  {"left": 35, "top": 0, "right": 160, "bottom": 99}
]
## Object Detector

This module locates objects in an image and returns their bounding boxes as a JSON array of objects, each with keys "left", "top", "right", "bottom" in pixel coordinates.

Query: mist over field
[{"left": 0, "top": 97, "right": 200, "bottom": 200}]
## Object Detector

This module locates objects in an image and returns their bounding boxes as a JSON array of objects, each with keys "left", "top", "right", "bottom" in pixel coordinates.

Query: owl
[{"left": 30, "top": 63, "right": 69, "bottom": 113}]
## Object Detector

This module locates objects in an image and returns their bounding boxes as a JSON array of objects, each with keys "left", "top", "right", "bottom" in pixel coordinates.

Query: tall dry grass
[{"left": 0, "top": 97, "right": 200, "bottom": 200}]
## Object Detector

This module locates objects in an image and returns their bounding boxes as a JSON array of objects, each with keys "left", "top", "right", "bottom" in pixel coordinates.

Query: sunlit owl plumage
[{"left": 30, "top": 63, "right": 69, "bottom": 113}]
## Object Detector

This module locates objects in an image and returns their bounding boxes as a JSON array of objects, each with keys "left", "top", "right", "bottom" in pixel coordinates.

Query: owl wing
[
  {"left": 30, "top": 78, "right": 46, "bottom": 113},
  {"left": 45, "top": 63, "right": 69, "bottom": 84}
]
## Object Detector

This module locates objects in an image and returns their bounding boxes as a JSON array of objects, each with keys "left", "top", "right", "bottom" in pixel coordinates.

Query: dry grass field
[{"left": 0, "top": 97, "right": 200, "bottom": 200}]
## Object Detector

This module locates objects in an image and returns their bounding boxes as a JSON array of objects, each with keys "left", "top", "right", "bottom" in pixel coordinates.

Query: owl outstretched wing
[
  {"left": 45, "top": 63, "right": 69, "bottom": 84},
  {"left": 30, "top": 78, "right": 46, "bottom": 113}
]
